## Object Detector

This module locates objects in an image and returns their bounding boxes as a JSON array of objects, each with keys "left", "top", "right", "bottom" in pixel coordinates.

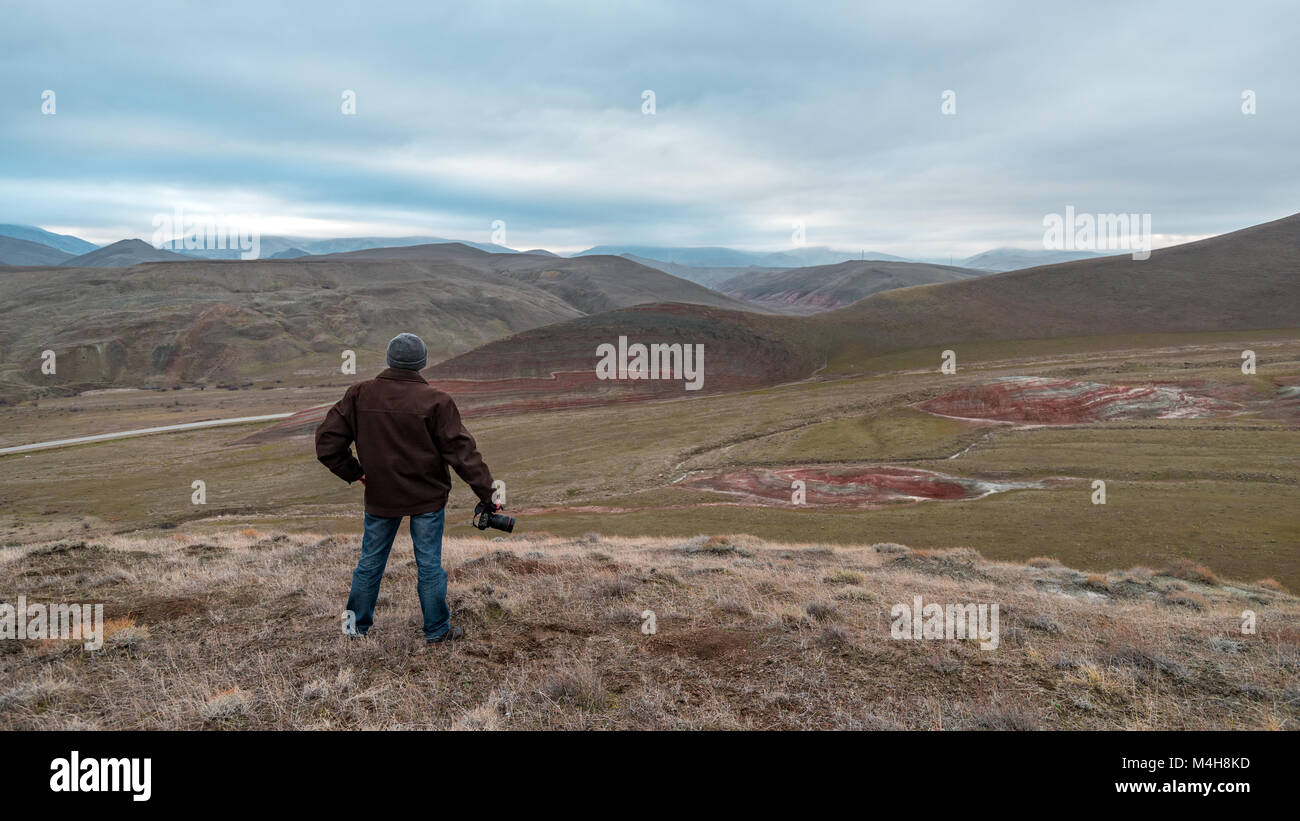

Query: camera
[{"left": 473, "top": 501, "right": 515, "bottom": 533}]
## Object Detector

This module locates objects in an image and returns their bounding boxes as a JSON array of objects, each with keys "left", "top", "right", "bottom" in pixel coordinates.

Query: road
[{"left": 0, "top": 413, "right": 295, "bottom": 455}]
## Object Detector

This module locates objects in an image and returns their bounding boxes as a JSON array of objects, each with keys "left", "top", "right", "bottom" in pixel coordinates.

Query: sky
[{"left": 1, "top": 0, "right": 1297, "bottom": 256}]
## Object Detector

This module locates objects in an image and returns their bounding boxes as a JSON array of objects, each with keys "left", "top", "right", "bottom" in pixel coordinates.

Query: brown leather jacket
[{"left": 315, "top": 368, "right": 495, "bottom": 517}]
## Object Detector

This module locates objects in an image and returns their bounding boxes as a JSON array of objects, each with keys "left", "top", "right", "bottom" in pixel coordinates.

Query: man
[{"left": 315, "top": 332, "right": 500, "bottom": 644}]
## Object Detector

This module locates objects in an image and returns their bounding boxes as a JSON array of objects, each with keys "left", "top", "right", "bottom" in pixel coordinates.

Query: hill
[
  {"left": 426, "top": 302, "right": 812, "bottom": 414},
  {"left": 576, "top": 244, "right": 899, "bottom": 269},
  {"left": 719, "top": 259, "right": 987, "bottom": 313},
  {"left": 315, "top": 244, "right": 761, "bottom": 315},
  {"left": 61, "top": 239, "right": 192, "bottom": 267},
  {"left": 162, "top": 234, "right": 520, "bottom": 259},
  {"left": 960, "top": 247, "right": 1105, "bottom": 272},
  {"left": 0, "top": 248, "right": 761, "bottom": 398},
  {"left": 0, "top": 224, "right": 98, "bottom": 255},
  {"left": 621, "top": 256, "right": 784, "bottom": 288},
  {"left": 817, "top": 211, "right": 1300, "bottom": 368},
  {"left": 419, "top": 211, "right": 1300, "bottom": 407},
  {"left": 0, "top": 236, "right": 73, "bottom": 266}
]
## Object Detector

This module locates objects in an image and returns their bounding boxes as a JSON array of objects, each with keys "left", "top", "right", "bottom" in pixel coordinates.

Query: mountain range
[
  {"left": 0, "top": 223, "right": 1103, "bottom": 274},
  {"left": 2, "top": 212, "right": 1293, "bottom": 402}
]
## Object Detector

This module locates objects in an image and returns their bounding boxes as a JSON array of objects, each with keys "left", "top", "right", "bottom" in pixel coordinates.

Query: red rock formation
[{"left": 916, "top": 376, "right": 1242, "bottom": 424}]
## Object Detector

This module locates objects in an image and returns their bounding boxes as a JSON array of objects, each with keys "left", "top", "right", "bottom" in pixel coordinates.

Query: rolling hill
[
  {"left": 0, "top": 246, "right": 761, "bottom": 399},
  {"left": 0, "top": 236, "right": 73, "bottom": 266},
  {"left": 718, "top": 259, "right": 987, "bottom": 313},
  {"left": 425, "top": 302, "right": 817, "bottom": 415},
  {"left": 160, "top": 234, "right": 520, "bottom": 259},
  {"left": 420, "top": 211, "right": 1300, "bottom": 408},
  {"left": 816, "top": 211, "right": 1300, "bottom": 367},
  {"left": 958, "top": 247, "right": 1105, "bottom": 272},
  {"left": 61, "top": 239, "right": 192, "bottom": 267},
  {"left": 576, "top": 244, "right": 899, "bottom": 269},
  {"left": 621, "top": 256, "right": 785, "bottom": 288},
  {"left": 0, "top": 224, "right": 99, "bottom": 255},
  {"left": 311, "top": 244, "right": 762, "bottom": 315}
]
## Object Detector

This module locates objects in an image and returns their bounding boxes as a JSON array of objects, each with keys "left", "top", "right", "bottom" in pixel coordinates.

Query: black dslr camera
[{"left": 473, "top": 501, "right": 515, "bottom": 533}]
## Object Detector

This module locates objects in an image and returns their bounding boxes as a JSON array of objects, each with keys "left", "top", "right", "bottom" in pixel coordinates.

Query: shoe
[{"left": 426, "top": 625, "right": 464, "bottom": 644}]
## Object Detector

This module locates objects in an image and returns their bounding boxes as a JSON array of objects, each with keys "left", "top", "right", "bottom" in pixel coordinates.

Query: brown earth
[{"left": 2, "top": 530, "right": 1294, "bottom": 730}]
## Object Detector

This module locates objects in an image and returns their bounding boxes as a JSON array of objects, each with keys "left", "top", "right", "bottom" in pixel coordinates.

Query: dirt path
[{"left": 0, "top": 413, "right": 295, "bottom": 455}]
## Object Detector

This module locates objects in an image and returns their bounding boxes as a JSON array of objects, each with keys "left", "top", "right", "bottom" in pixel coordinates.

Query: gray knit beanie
[{"left": 386, "top": 333, "right": 428, "bottom": 371}]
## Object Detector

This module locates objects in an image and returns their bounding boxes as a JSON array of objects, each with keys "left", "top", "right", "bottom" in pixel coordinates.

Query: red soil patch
[
  {"left": 916, "top": 376, "right": 1242, "bottom": 425},
  {"left": 684, "top": 465, "right": 1044, "bottom": 508},
  {"left": 1263, "top": 377, "right": 1300, "bottom": 423}
]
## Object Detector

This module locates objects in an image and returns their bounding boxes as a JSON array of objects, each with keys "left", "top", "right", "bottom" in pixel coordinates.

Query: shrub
[
  {"left": 540, "top": 664, "right": 605, "bottom": 710},
  {"left": 1159, "top": 558, "right": 1220, "bottom": 586},
  {"left": 805, "top": 601, "right": 839, "bottom": 622},
  {"left": 823, "top": 569, "right": 865, "bottom": 585}
]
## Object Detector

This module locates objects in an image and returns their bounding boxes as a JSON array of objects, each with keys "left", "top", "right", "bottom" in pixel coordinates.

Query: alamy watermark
[
  {"left": 891, "top": 594, "right": 1000, "bottom": 650},
  {"left": 1, "top": 596, "right": 104, "bottom": 650},
  {"left": 50, "top": 751, "right": 151, "bottom": 801},
  {"left": 1043, "top": 205, "right": 1151, "bottom": 260},
  {"left": 595, "top": 336, "right": 704, "bottom": 390},
  {"left": 152, "top": 207, "right": 261, "bottom": 260}
]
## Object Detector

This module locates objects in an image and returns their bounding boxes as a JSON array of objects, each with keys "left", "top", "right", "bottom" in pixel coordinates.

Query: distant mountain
[
  {"left": 484, "top": 250, "right": 761, "bottom": 315},
  {"left": 622, "top": 256, "right": 784, "bottom": 288},
  {"left": 524, "top": 249, "right": 560, "bottom": 256},
  {"left": 575, "top": 245, "right": 901, "bottom": 269},
  {"left": 0, "top": 236, "right": 74, "bottom": 266},
  {"left": 719, "top": 260, "right": 988, "bottom": 314},
  {"left": 958, "top": 247, "right": 1104, "bottom": 272},
  {"left": 160, "top": 234, "right": 520, "bottom": 260},
  {"left": 0, "top": 224, "right": 99, "bottom": 255},
  {"left": 61, "top": 239, "right": 192, "bottom": 267},
  {"left": 309, "top": 242, "right": 493, "bottom": 263},
  {"left": 268, "top": 247, "right": 310, "bottom": 259}
]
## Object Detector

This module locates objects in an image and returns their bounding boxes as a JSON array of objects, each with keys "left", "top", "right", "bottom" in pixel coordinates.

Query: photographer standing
[{"left": 315, "top": 332, "right": 502, "bottom": 644}]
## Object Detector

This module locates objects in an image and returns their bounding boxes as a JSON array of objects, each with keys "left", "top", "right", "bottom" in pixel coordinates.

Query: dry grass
[{"left": 1, "top": 529, "right": 1297, "bottom": 730}]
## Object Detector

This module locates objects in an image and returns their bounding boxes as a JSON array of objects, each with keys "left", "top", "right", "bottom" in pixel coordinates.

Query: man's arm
[
  {"left": 315, "top": 388, "right": 365, "bottom": 483},
  {"left": 431, "top": 395, "right": 496, "bottom": 506}
]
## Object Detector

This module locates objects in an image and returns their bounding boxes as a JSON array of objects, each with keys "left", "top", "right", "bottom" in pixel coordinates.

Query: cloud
[{"left": 1, "top": 0, "right": 1296, "bottom": 255}]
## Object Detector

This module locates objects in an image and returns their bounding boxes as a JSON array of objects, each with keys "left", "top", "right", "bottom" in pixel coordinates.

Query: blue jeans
[{"left": 345, "top": 509, "right": 450, "bottom": 640}]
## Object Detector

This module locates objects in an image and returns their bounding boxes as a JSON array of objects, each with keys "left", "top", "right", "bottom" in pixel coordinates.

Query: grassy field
[
  {"left": 2, "top": 529, "right": 1296, "bottom": 729},
  {"left": 1, "top": 330, "right": 1297, "bottom": 590}
]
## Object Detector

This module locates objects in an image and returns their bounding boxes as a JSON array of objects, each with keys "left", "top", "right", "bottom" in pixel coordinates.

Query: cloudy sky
[{"left": 2, "top": 0, "right": 1297, "bottom": 256}]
